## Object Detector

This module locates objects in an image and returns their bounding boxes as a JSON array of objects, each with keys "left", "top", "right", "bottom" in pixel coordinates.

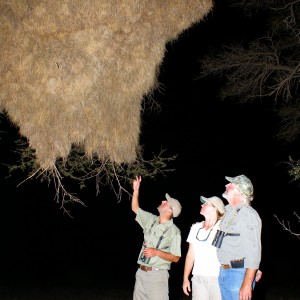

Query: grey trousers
[{"left": 133, "top": 268, "right": 169, "bottom": 300}]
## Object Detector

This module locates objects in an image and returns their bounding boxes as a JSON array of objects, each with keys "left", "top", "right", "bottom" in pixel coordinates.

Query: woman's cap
[{"left": 200, "top": 196, "right": 225, "bottom": 214}]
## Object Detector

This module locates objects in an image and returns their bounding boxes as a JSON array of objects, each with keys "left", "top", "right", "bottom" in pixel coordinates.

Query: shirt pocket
[{"left": 225, "top": 224, "right": 241, "bottom": 247}]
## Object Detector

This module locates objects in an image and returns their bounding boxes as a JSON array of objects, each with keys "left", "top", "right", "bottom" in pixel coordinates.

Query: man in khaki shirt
[{"left": 131, "top": 176, "right": 182, "bottom": 300}]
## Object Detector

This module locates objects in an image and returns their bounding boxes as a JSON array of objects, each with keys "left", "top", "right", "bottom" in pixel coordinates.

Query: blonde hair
[{"left": 217, "top": 210, "right": 224, "bottom": 220}]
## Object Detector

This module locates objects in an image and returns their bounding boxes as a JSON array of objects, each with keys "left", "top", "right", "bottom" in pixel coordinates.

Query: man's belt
[
  {"left": 221, "top": 258, "right": 245, "bottom": 269},
  {"left": 140, "top": 265, "right": 160, "bottom": 272},
  {"left": 221, "top": 264, "right": 232, "bottom": 269}
]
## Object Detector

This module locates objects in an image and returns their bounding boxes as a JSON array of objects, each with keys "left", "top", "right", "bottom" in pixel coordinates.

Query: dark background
[{"left": 0, "top": 1, "right": 299, "bottom": 299}]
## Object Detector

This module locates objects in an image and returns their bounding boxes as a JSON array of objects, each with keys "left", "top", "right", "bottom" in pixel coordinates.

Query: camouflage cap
[{"left": 225, "top": 174, "right": 254, "bottom": 200}]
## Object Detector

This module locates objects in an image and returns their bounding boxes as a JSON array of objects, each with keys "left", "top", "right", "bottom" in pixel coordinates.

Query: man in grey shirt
[{"left": 215, "top": 175, "right": 262, "bottom": 300}]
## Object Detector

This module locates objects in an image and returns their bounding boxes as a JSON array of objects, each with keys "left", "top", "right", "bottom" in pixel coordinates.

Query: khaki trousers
[
  {"left": 192, "top": 275, "right": 221, "bottom": 300},
  {"left": 133, "top": 268, "right": 169, "bottom": 300}
]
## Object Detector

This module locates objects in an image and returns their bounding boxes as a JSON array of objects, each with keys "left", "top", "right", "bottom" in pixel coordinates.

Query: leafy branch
[{"left": 7, "top": 139, "right": 177, "bottom": 215}]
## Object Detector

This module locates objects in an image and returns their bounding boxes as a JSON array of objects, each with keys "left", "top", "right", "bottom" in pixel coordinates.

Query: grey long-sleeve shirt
[{"left": 217, "top": 203, "right": 262, "bottom": 269}]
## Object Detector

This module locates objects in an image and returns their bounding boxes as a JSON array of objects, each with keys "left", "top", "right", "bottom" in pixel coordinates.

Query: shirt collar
[{"left": 225, "top": 203, "right": 245, "bottom": 212}]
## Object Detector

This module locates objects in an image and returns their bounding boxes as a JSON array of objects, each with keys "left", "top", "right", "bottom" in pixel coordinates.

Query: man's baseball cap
[
  {"left": 166, "top": 193, "right": 182, "bottom": 217},
  {"left": 200, "top": 196, "right": 225, "bottom": 214},
  {"left": 225, "top": 174, "right": 254, "bottom": 200}
]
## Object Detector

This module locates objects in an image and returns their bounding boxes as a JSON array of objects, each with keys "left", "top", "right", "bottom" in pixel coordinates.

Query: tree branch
[{"left": 274, "top": 212, "right": 300, "bottom": 239}]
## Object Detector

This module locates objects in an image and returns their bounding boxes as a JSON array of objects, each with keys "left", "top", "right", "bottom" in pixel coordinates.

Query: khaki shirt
[{"left": 136, "top": 208, "right": 181, "bottom": 270}]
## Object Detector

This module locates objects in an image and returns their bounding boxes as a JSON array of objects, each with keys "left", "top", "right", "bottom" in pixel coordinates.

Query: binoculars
[
  {"left": 139, "top": 242, "right": 150, "bottom": 264},
  {"left": 212, "top": 230, "right": 226, "bottom": 248}
]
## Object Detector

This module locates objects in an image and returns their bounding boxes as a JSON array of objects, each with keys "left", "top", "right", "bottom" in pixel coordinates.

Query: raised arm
[{"left": 131, "top": 176, "right": 142, "bottom": 214}]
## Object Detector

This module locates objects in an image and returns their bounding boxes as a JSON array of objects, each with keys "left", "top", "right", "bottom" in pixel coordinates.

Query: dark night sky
[{"left": 0, "top": 1, "right": 300, "bottom": 299}]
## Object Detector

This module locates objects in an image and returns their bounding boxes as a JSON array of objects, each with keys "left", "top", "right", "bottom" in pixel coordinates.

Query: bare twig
[
  {"left": 274, "top": 212, "right": 300, "bottom": 239},
  {"left": 50, "top": 164, "right": 87, "bottom": 217}
]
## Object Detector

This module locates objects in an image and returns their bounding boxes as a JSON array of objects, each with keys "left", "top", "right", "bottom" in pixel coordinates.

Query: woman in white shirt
[{"left": 182, "top": 196, "right": 225, "bottom": 300}]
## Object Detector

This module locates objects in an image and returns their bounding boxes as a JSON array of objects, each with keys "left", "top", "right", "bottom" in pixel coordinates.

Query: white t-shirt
[{"left": 187, "top": 220, "right": 221, "bottom": 277}]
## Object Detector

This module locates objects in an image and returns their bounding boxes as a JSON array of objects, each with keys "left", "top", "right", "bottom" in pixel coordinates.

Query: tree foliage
[
  {"left": 1, "top": 111, "right": 176, "bottom": 215},
  {"left": 6, "top": 135, "right": 176, "bottom": 215},
  {"left": 200, "top": 0, "right": 300, "bottom": 178},
  {"left": 199, "top": 0, "right": 300, "bottom": 237}
]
